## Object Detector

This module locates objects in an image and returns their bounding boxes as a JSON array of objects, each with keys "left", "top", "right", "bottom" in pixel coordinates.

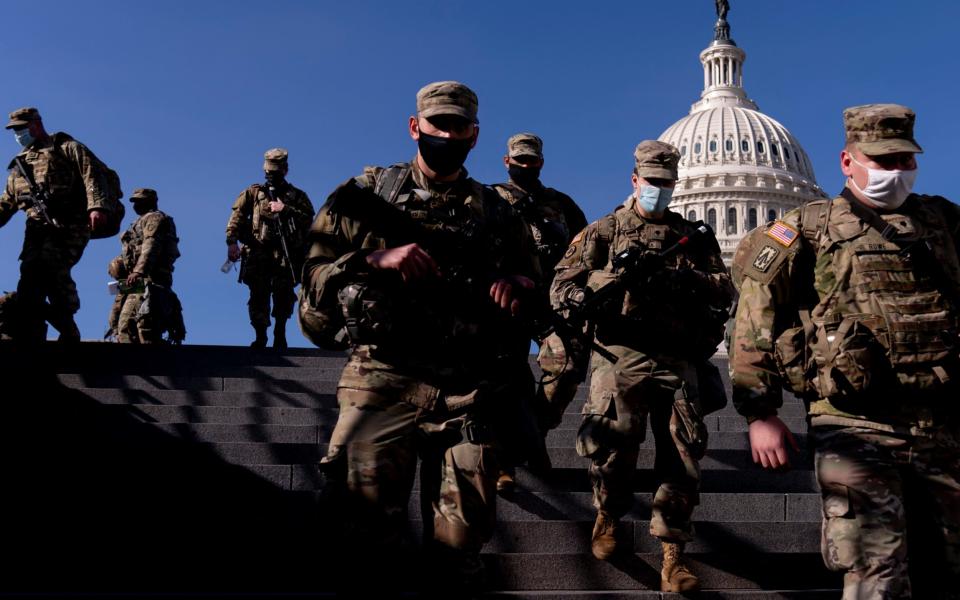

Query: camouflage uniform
[
  {"left": 0, "top": 107, "right": 112, "bottom": 341},
  {"left": 300, "top": 82, "right": 540, "bottom": 588},
  {"left": 109, "top": 188, "right": 182, "bottom": 344},
  {"left": 492, "top": 133, "right": 589, "bottom": 434},
  {"left": 225, "top": 149, "right": 314, "bottom": 341},
  {"left": 551, "top": 141, "right": 733, "bottom": 545},
  {"left": 731, "top": 104, "right": 960, "bottom": 599}
]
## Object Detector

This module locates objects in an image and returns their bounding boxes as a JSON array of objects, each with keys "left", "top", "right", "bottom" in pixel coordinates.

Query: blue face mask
[
  {"left": 14, "top": 128, "right": 34, "bottom": 148},
  {"left": 636, "top": 184, "right": 674, "bottom": 214}
]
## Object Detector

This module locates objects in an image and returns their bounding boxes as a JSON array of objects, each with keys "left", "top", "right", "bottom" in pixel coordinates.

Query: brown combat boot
[
  {"left": 591, "top": 511, "right": 621, "bottom": 561},
  {"left": 496, "top": 468, "right": 515, "bottom": 494},
  {"left": 661, "top": 541, "right": 699, "bottom": 593}
]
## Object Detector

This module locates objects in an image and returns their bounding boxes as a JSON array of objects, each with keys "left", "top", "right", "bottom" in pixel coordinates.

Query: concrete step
[
  {"left": 87, "top": 388, "right": 333, "bottom": 408},
  {"left": 479, "top": 521, "right": 822, "bottom": 554},
  {"left": 58, "top": 374, "right": 338, "bottom": 394},
  {"left": 411, "top": 491, "right": 820, "bottom": 523},
  {"left": 481, "top": 553, "right": 840, "bottom": 591}
]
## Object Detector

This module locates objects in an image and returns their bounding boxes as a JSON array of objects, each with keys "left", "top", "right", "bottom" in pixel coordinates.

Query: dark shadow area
[{"left": 0, "top": 342, "right": 419, "bottom": 597}]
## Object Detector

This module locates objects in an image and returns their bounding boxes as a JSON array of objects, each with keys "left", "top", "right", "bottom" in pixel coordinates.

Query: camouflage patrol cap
[
  {"left": 416, "top": 81, "right": 478, "bottom": 123},
  {"left": 507, "top": 133, "right": 543, "bottom": 159},
  {"left": 129, "top": 188, "right": 158, "bottom": 202},
  {"left": 5, "top": 107, "right": 41, "bottom": 130},
  {"left": 843, "top": 104, "right": 923, "bottom": 155},
  {"left": 634, "top": 140, "right": 680, "bottom": 180},
  {"left": 263, "top": 148, "right": 289, "bottom": 172}
]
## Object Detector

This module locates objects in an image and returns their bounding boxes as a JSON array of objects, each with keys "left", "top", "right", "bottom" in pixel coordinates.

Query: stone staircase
[{"left": 0, "top": 342, "right": 841, "bottom": 598}]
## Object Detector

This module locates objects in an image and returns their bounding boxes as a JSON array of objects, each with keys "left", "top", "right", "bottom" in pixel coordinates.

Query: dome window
[
  {"left": 771, "top": 144, "right": 780, "bottom": 157},
  {"left": 680, "top": 145, "right": 687, "bottom": 156},
  {"left": 748, "top": 208, "right": 758, "bottom": 230},
  {"left": 694, "top": 142, "right": 702, "bottom": 154},
  {"left": 725, "top": 139, "right": 733, "bottom": 152},
  {"left": 757, "top": 141, "right": 766, "bottom": 154},
  {"left": 707, "top": 208, "right": 717, "bottom": 231},
  {"left": 784, "top": 147, "right": 791, "bottom": 159},
  {"left": 767, "top": 209, "right": 777, "bottom": 223},
  {"left": 709, "top": 140, "right": 717, "bottom": 153},
  {"left": 727, "top": 207, "right": 738, "bottom": 235},
  {"left": 687, "top": 210, "right": 697, "bottom": 222},
  {"left": 741, "top": 139, "right": 749, "bottom": 152}
]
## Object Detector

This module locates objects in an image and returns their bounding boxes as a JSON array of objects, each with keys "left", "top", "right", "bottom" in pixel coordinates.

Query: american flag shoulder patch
[{"left": 765, "top": 221, "right": 799, "bottom": 247}]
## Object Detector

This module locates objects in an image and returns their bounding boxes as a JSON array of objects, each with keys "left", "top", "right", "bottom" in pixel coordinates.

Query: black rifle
[
  {"left": 262, "top": 183, "right": 299, "bottom": 283},
  {"left": 526, "top": 224, "right": 713, "bottom": 363},
  {"left": 12, "top": 156, "right": 60, "bottom": 228}
]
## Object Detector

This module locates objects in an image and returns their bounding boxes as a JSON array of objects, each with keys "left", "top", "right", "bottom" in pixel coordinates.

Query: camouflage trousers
[
  {"left": 17, "top": 220, "right": 89, "bottom": 338},
  {"left": 323, "top": 387, "right": 499, "bottom": 557},
  {"left": 576, "top": 344, "right": 704, "bottom": 542},
  {"left": 535, "top": 332, "right": 590, "bottom": 433},
  {"left": 814, "top": 425, "right": 960, "bottom": 600},
  {"left": 115, "top": 293, "right": 161, "bottom": 343},
  {"left": 242, "top": 249, "right": 297, "bottom": 329}
]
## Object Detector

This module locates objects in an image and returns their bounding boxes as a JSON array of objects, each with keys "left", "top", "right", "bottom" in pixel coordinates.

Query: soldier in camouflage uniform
[
  {"left": 551, "top": 141, "right": 733, "bottom": 593},
  {"left": 0, "top": 107, "right": 114, "bottom": 342},
  {"left": 491, "top": 133, "right": 588, "bottom": 491},
  {"left": 299, "top": 81, "right": 539, "bottom": 593},
  {"left": 226, "top": 148, "right": 314, "bottom": 349},
  {"left": 730, "top": 104, "right": 960, "bottom": 599},
  {"left": 107, "top": 188, "right": 183, "bottom": 344}
]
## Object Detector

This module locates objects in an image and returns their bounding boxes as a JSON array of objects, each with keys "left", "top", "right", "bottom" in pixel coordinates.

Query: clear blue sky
[{"left": 1, "top": 1, "right": 957, "bottom": 347}]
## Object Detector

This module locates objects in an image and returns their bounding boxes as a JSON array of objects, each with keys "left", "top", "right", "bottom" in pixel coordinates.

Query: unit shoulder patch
[
  {"left": 765, "top": 220, "right": 799, "bottom": 247},
  {"left": 752, "top": 245, "right": 780, "bottom": 272},
  {"left": 741, "top": 242, "right": 792, "bottom": 285}
]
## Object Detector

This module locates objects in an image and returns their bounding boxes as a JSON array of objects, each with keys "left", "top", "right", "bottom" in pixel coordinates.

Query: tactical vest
[
  {"left": 592, "top": 207, "right": 727, "bottom": 359},
  {"left": 781, "top": 195, "right": 960, "bottom": 399},
  {"left": 340, "top": 165, "right": 516, "bottom": 360},
  {"left": 492, "top": 183, "right": 571, "bottom": 271},
  {"left": 121, "top": 211, "right": 180, "bottom": 278},
  {"left": 10, "top": 143, "right": 85, "bottom": 224}
]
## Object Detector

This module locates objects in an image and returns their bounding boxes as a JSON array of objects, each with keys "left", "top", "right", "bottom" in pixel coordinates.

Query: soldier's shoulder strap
[
  {"left": 799, "top": 198, "right": 833, "bottom": 252},
  {"left": 371, "top": 163, "right": 412, "bottom": 205}
]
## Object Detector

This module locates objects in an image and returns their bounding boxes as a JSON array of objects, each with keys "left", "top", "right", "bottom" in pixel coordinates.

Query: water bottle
[{"left": 221, "top": 259, "right": 236, "bottom": 274}]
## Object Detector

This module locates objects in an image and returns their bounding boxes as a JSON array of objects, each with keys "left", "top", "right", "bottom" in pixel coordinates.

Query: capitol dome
[{"left": 658, "top": 13, "right": 827, "bottom": 263}]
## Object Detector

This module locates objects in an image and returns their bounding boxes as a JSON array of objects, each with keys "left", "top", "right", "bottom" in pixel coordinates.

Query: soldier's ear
[
  {"left": 839, "top": 148, "right": 854, "bottom": 178},
  {"left": 409, "top": 116, "right": 420, "bottom": 141}
]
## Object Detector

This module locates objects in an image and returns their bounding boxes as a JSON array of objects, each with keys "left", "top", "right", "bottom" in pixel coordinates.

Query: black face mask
[
  {"left": 132, "top": 201, "right": 155, "bottom": 216},
  {"left": 264, "top": 171, "right": 287, "bottom": 187},
  {"left": 417, "top": 132, "right": 473, "bottom": 177},
  {"left": 508, "top": 164, "right": 542, "bottom": 189}
]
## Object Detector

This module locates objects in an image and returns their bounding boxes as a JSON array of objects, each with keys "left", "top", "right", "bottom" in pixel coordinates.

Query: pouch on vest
[
  {"left": 337, "top": 282, "right": 394, "bottom": 346},
  {"left": 812, "top": 314, "right": 891, "bottom": 399},
  {"left": 775, "top": 323, "right": 814, "bottom": 396}
]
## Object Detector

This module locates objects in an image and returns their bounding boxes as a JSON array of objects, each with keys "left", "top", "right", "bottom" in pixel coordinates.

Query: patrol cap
[
  {"left": 416, "top": 81, "right": 478, "bottom": 123},
  {"left": 5, "top": 107, "right": 41, "bottom": 130},
  {"left": 843, "top": 103, "right": 923, "bottom": 155},
  {"left": 263, "top": 147, "right": 289, "bottom": 172},
  {"left": 129, "top": 188, "right": 158, "bottom": 202},
  {"left": 633, "top": 140, "right": 680, "bottom": 180},
  {"left": 507, "top": 133, "right": 543, "bottom": 159}
]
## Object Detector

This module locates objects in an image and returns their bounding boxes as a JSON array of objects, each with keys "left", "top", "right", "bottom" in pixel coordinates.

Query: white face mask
[{"left": 849, "top": 154, "right": 917, "bottom": 210}]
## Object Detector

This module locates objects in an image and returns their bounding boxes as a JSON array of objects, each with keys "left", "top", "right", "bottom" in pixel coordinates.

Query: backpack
[{"left": 53, "top": 132, "right": 124, "bottom": 239}]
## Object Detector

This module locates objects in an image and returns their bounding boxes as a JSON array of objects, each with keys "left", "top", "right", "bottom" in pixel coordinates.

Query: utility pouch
[
  {"left": 337, "top": 282, "right": 394, "bottom": 345},
  {"left": 775, "top": 323, "right": 813, "bottom": 395},
  {"left": 812, "top": 314, "right": 890, "bottom": 399},
  {"left": 671, "top": 384, "right": 708, "bottom": 460}
]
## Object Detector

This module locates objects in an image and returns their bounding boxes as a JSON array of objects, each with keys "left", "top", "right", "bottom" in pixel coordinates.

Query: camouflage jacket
[
  {"left": 731, "top": 189, "right": 960, "bottom": 435},
  {"left": 301, "top": 160, "right": 541, "bottom": 404},
  {"left": 119, "top": 209, "right": 180, "bottom": 285},
  {"left": 225, "top": 182, "right": 314, "bottom": 253},
  {"left": 492, "top": 180, "right": 587, "bottom": 286},
  {"left": 551, "top": 195, "right": 733, "bottom": 359},
  {"left": 0, "top": 132, "right": 112, "bottom": 228}
]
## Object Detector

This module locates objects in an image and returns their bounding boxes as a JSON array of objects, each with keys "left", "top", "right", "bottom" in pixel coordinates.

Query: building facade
[{"left": 658, "top": 13, "right": 827, "bottom": 264}]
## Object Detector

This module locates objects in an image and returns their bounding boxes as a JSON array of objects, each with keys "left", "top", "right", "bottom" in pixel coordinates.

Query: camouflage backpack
[{"left": 53, "top": 132, "right": 124, "bottom": 239}]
